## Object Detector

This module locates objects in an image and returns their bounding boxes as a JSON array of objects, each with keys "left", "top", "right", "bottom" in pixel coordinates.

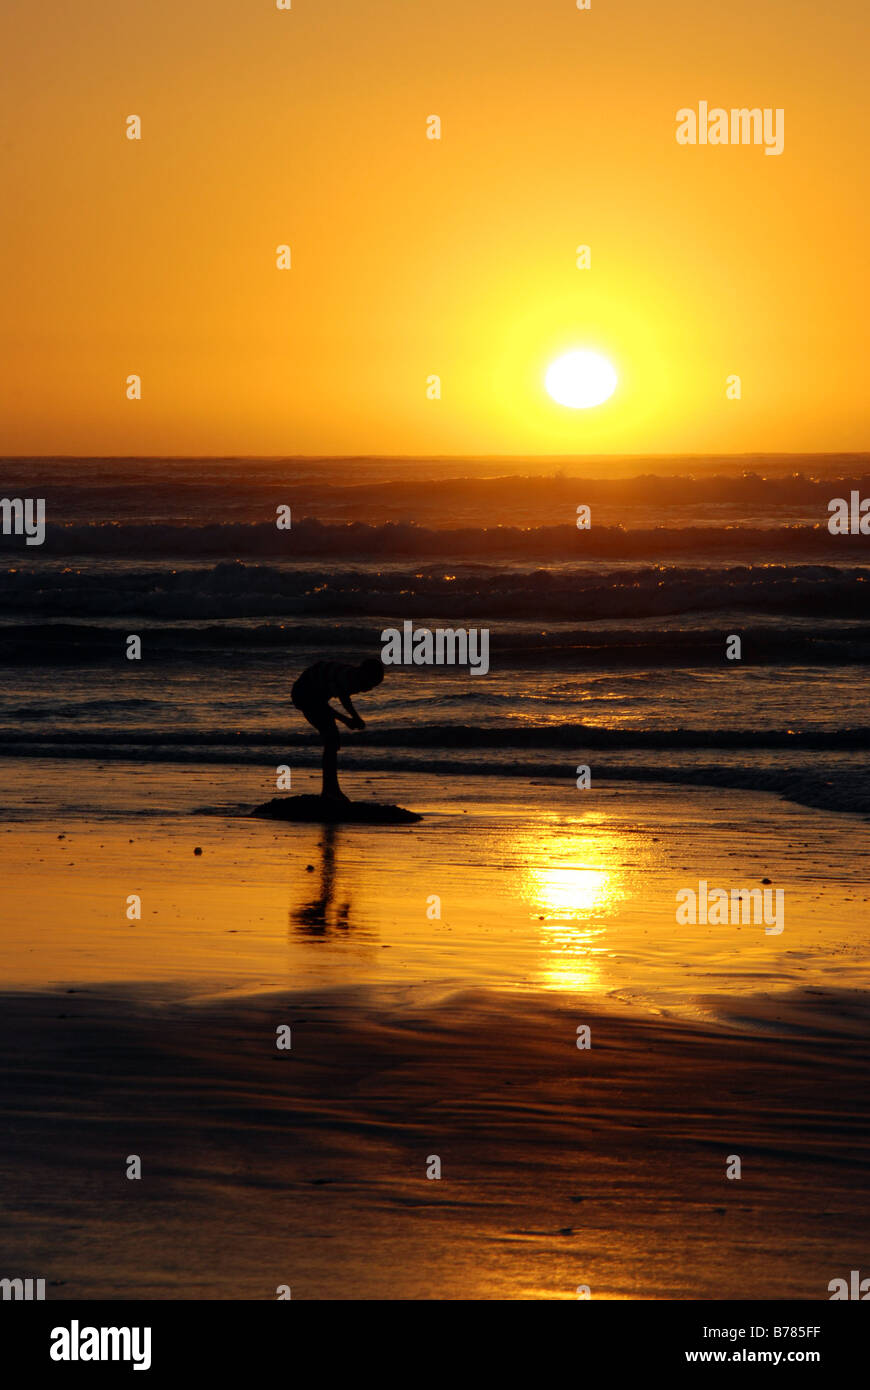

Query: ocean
[{"left": 1, "top": 454, "right": 868, "bottom": 817}]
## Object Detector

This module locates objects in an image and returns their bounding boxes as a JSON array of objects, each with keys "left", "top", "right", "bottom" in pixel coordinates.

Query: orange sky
[{"left": 1, "top": 0, "right": 867, "bottom": 457}]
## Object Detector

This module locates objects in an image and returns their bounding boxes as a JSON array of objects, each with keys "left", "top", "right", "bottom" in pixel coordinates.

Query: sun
[{"left": 545, "top": 349, "right": 618, "bottom": 409}]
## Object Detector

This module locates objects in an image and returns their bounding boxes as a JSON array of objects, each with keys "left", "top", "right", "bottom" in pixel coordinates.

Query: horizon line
[{"left": 3, "top": 450, "right": 869, "bottom": 463}]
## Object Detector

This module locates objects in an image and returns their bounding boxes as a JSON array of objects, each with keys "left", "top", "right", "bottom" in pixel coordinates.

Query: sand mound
[{"left": 251, "top": 795, "right": 422, "bottom": 824}]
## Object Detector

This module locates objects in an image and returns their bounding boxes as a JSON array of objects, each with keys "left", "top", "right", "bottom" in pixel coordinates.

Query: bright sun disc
[{"left": 545, "top": 350, "right": 618, "bottom": 409}]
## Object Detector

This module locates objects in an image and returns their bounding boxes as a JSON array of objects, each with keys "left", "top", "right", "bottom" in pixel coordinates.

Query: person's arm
[
  {"left": 337, "top": 692, "right": 364, "bottom": 729},
  {"left": 329, "top": 704, "right": 355, "bottom": 728}
]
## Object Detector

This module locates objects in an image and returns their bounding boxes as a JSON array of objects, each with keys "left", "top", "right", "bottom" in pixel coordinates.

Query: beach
[
  {"left": 2, "top": 764, "right": 868, "bottom": 1299},
  {"left": 1, "top": 455, "right": 868, "bottom": 1300}
]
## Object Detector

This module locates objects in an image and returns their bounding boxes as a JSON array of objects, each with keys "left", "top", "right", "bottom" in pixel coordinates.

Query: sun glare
[{"left": 545, "top": 350, "right": 618, "bottom": 409}]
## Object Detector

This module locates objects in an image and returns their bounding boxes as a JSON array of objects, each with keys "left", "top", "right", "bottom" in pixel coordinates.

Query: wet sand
[
  {"left": 1, "top": 770, "right": 868, "bottom": 1298},
  {"left": 2, "top": 767, "right": 868, "bottom": 1011},
  {"left": 2, "top": 983, "right": 868, "bottom": 1299}
]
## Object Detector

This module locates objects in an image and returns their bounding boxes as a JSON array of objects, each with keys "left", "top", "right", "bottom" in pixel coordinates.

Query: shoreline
[{"left": 0, "top": 753, "right": 867, "bottom": 821}]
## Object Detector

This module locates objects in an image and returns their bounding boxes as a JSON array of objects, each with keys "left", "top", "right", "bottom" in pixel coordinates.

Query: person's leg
[
  {"left": 321, "top": 724, "right": 344, "bottom": 799},
  {"left": 300, "top": 702, "right": 345, "bottom": 799}
]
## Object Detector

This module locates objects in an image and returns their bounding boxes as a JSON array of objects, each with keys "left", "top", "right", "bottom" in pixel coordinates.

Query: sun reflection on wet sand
[
  {"left": 527, "top": 865, "right": 613, "bottom": 919},
  {"left": 515, "top": 819, "right": 635, "bottom": 992}
]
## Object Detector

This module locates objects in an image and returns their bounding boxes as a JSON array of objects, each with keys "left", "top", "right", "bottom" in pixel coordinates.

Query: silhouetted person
[{"left": 291, "top": 657, "right": 385, "bottom": 801}]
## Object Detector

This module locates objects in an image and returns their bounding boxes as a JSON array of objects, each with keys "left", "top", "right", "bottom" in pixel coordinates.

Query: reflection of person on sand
[
  {"left": 291, "top": 657, "right": 385, "bottom": 801},
  {"left": 292, "top": 824, "right": 352, "bottom": 935}
]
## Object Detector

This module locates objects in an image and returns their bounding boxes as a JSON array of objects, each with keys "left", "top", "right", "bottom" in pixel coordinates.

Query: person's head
[{"left": 352, "top": 657, "right": 385, "bottom": 693}]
